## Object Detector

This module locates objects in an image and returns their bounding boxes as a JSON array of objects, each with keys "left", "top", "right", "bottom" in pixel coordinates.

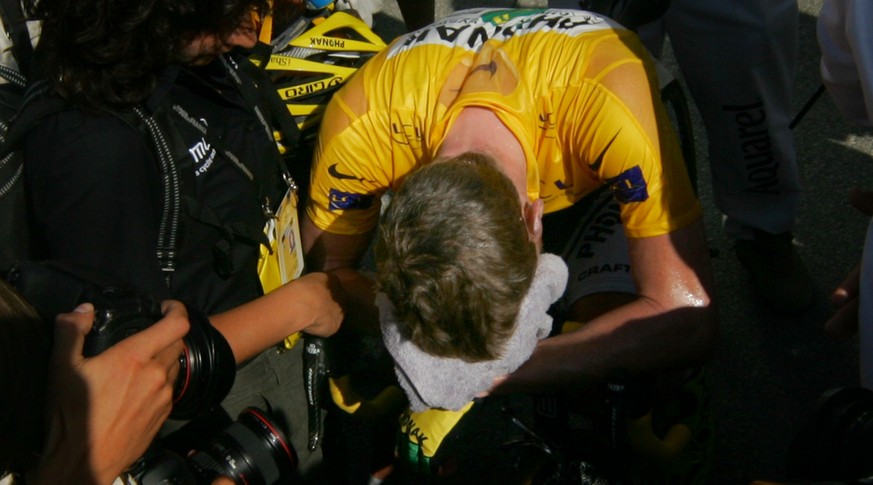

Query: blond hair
[{"left": 375, "top": 152, "right": 537, "bottom": 362}]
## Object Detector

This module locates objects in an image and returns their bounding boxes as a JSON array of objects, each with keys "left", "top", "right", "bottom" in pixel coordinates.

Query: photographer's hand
[
  {"left": 211, "top": 271, "right": 345, "bottom": 363},
  {"left": 827, "top": 189, "right": 873, "bottom": 340},
  {"left": 827, "top": 263, "right": 861, "bottom": 339},
  {"left": 293, "top": 271, "right": 346, "bottom": 337},
  {"left": 31, "top": 301, "right": 189, "bottom": 485}
]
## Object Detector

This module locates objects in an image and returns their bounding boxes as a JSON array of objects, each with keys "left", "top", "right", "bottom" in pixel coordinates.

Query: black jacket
[{"left": 24, "top": 55, "right": 288, "bottom": 314}]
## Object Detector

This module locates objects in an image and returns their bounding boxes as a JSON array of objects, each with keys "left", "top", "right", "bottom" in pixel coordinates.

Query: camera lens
[
  {"left": 787, "top": 386, "right": 873, "bottom": 481},
  {"left": 814, "top": 387, "right": 873, "bottom": 480},
  {"left": 170, "top": 307, "right": 237, "bottom": 420},
  {"left": 5, "top": 260, "right": 238, "bottom": 420},
  {"left": 188, "top": 407, "right": 298, "bottom": 484}
]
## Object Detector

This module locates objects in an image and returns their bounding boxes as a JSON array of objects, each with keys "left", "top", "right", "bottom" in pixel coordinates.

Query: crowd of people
[{"left": 0, "top": 0, "right": 870, "bottom": 483}]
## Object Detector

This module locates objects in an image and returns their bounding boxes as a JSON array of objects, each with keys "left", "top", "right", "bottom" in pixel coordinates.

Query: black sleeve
[{"left": 24, "top": 109, "right": 172, "bottom": 299}]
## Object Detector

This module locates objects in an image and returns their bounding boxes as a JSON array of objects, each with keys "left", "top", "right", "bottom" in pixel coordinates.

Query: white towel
[{"left": 379, "top": 253, "right": 568, "bottom": 411}]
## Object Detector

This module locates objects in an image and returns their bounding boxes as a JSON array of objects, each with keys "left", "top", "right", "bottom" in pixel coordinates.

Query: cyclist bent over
[{"left": 302, "top": 7, "right": 716, "bottom": 396}]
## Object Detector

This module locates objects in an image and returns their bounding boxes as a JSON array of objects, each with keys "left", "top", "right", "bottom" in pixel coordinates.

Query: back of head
[
  {"left": 375, "top": 152, "right": 538, "bottom": 362},
  {"left": 25, "top": 0, "right": 270, "bottom": 109}
]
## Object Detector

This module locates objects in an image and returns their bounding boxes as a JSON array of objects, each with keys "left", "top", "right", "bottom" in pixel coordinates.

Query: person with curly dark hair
[
  {"left": 26, "top": 0, "right": 269, "bottom": 108},
  {"left": 19, "top": 0, "right": 344, "bottom": 479}
]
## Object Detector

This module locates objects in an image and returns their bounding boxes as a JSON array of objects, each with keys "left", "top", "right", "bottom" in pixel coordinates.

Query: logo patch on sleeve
[
  {"left": 607, "top": 166, "right": 649, "bottom": 203},
  {"left": 328, "top": 188, "right": 375, "bottom": 211}
]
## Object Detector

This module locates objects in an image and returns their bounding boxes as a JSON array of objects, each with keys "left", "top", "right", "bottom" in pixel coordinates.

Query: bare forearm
[
  {"left": 301, "top": 216, "right": 379, "bottom": 332},
  {"left": 210, "top": 272, "right": 345, "bottom": 363},
  {"left": 329, "top": 267, "right": 380, "bottom": 332},
  {"left": 498, "top": 221, "right": 718, "bottom": 394},
  {"left": 497, "top": 298, "right": 717, "bottom": 394}
]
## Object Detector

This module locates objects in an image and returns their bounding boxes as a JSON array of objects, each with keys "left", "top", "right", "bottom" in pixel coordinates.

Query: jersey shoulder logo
[
  {"left": 328, "top": 188, "right": 374, "bottom": 211},
  {"left": 328, "top": 163, "right": 364, "bottom": 181},
  {"left": 607, "top": 165, "right": 648, "bottom": 203},
  {"left": 588, "top": 130, "right": 621, "bottom": 172}
]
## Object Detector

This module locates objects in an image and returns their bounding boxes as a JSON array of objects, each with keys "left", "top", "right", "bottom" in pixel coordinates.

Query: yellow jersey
[{"left": 307, "top": 8, "right": 700, "bottom": 238}]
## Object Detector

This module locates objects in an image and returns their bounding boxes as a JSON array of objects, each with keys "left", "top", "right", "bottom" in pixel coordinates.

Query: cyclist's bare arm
[
  {"left": 495, "top": 218, "right": 718, "bottom": 395},
  {"left": 301, "top": 214, "right": 379, "bottom": 331}
]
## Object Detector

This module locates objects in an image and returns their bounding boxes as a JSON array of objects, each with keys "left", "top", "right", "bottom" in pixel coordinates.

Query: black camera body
[
  {"left": 787, "top": 386, "right": 873, "bottom": 482},
  {"left": 5, "top": 259, "right": 236, "bottom": 420},
  {"left": 84, "top": 284, "right": 165, "bottom": 357},
  {"left": 6, "top": 260, "right": 300, "bottom": 483}
]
